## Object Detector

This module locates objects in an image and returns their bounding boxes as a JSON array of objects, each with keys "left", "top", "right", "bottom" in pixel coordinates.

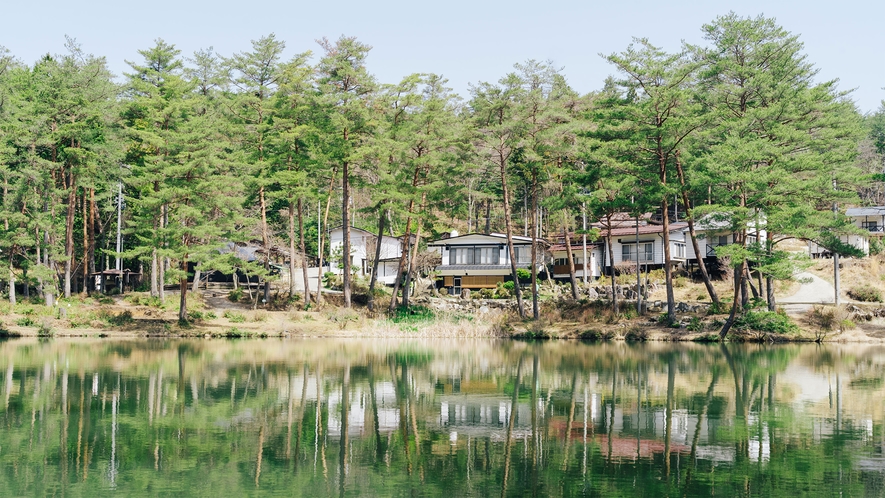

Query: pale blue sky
[{"left": 3, "top": 0, "right": 883, "bottom": 112}]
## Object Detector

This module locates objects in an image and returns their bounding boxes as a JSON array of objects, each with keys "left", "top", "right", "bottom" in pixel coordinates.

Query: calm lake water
[{"left": 0, "top": 338, "right": 883, "bottom": 497}]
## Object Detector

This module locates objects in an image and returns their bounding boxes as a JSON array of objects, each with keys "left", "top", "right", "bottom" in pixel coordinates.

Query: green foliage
[
  {"left": 686, "top": 316, "right": 704, "bottom": 332},
  {"left": 322, "top": 272, "right": 342, "bottom": 290},
  {"left": 708, "top": 301, "right": 731, "bottom": 315},
  {"left": 848, "top": 285, "right": 882, "bottom": 302},
  {"left": 36, "top": 320, "right": 53, "bottom": 337},
  {"left": 390, "top": 305, "right": 435, "bottom": 323},
  {"left": 623, "top": 327, "right": 648, "bottom": 341},
  {"left": 15, "top": 317, "right": 35, "bottom": 327},
  {"left": 516, "top": 268, "right": 531, "bottom": 281},
  {"left": 100, "top": 310, "right": 134, "bottom": 327},
  {"left": 222, "top": 310, "right": 246, "bottom": 323},
  {"left": 227, "top": 288, "right": 244, "bottom": 302},
  {"left": 733, "top": 310, "right": 798, "bottom": 334},
  {"left": 579, "top": 329, "right": 615, "bottom": 341}
]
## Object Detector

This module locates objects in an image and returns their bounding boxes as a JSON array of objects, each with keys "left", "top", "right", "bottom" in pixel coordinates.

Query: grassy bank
[{"left": 1, "top": 282, "right": 884, "bottom": 343}]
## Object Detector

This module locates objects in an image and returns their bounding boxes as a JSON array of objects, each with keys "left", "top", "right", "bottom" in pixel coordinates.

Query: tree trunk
[
  {"left": 676, "top": 154, "right": 718, "bottom": 304},
  {"left": 662, "top": 197, "right": 675, "bottom": 322},
  {"left": 367, "top": 209, "right": 386, "bottom": 312},
  {"left": 389, "top": 165, "right": 421, "bottom": 312},
  {"left": 159, "top": 205, "right": 166, "bottom": 303},
  {"left": 606, "top": 215, "right": 618, "bottom": 314},
  {"left": 298, "top": 198, "right": 311, "bottom": 309},
  {"left": 151, "top": 248, "right": 159, "bottom": 297},
  {"left": 403, "top": 194, "right": 427, "bottom": 309},
  {"left": 530, "top": 178, "right": 539, "bottom": 320},
  {"left": 765, "top": 231, "right": 776, "bottom": 311},
  {"left": 564, "top": 227, "right": 579, "bottom": 300},
  {"left": 64, "top": 172, "right": 76, "bottom": 299},
  {"left": 498, "top": 154, "right": 525, "bottom": 318},
  {"left": 81, "top": 191, "right": 88, "bottom": 295},
  {"left": 192, "top": 263, "right": 201, "bottom": 293},
  {"left": 719, "top": 258, "right": 746, "bottom": 339},
  {"left": 288, "top": 198, "right": 297, "bottom": 298},
  {"left": 178, "top": 257, "right": 188, "bottom": 322},
  {"left": 259, "top": 186, "right": 271, "bottom": 304},
  {"left": 315, "top": 177, "right": 336, "bottom": 308},
  {"left": 7, "top": 260, "right": 14, "bottom": 305},
  {"left": 342, "top": 148, "right": 352, "bottom": 308},
  {"left": 88, "top": 189, "right": 96, "bottom": 293}
]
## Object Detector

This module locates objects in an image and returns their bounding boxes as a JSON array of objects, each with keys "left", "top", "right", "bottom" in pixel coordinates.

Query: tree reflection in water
[{"left": 0, "top": 339, "right": 883, "bottom": 496}]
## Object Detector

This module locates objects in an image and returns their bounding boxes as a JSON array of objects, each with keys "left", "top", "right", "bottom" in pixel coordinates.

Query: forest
[{"left": 1, "top": 13, "right": 884, "bottom": 331}]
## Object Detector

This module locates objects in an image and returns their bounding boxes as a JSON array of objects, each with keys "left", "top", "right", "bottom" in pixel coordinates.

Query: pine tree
[
  {"left": 316, "top": 36, "right": 377, "bottom": 309},
  {"left": 691, "top": 13, "right": 864, "bottom": 335}
]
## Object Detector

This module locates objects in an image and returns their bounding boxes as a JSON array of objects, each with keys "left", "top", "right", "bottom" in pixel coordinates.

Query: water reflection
[{"left": 0, "top": 339, "right": 883, "bottom": 496}]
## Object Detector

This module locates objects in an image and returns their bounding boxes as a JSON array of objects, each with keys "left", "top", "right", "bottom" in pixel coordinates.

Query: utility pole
[
  {"left": 116, "top": 180, "right": 123, "bottom": 293},
  {"left": 833, "top": 179, "right": 840, "bottom": 306},
  {"left": 582, "top": 202, "right": 588, "bottom": 285}
]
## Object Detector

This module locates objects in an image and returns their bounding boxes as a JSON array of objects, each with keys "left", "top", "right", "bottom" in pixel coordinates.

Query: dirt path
[{"left": 779, "top": 271, "right": 842, "bottom": 313}]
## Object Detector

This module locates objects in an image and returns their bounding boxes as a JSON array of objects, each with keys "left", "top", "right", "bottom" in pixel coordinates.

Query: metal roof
[{"left": 846, "top": 207, "right": 885, "bottom": 217}]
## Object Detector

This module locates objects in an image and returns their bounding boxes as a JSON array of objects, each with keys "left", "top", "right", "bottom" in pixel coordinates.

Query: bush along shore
[{"left": 1, "top": 284, "right": 885, "bottom": 343}]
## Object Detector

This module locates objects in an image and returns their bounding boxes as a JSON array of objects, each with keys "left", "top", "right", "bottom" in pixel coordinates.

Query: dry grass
[{"left": 808, "top": 254, "right": 885, "bottom": 303}]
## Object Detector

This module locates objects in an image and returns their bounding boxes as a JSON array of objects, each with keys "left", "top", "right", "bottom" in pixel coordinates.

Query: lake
[{"left": 0, "top": 338, "right": 882, "bottom": 497}]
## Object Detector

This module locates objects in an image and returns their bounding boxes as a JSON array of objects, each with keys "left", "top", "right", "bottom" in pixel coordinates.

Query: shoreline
[{"left": 3, "top": 281, "right": 884, "bottom": 342}]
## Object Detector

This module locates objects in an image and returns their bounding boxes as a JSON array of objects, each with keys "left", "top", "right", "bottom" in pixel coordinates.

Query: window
[
  {"left": 622, "top": 243, "right": 653, "bottom": 262},
  {"left": 863, "top": 221, "right": 880, "bottom": 232},
  {"left": 514, "top": 246, "right": 532, "bottom": 264},
  {"left": 448, "top": 246, "right": 500, "bottom": 265},
  {"left": 475, "top": 247, "right": 500, "bottom": 265},
  {"left": 675, "top": 243, "right": 686, "bottom": 259}
]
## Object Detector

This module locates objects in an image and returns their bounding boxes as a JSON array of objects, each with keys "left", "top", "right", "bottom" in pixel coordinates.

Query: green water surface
[{"left": 0, "top": 338, "right": 882, "bottom": 497}]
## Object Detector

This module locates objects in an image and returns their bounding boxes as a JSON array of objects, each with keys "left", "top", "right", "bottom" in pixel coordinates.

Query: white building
[
  {"left": 427, "top": 232, "right": 541, "bottom": 295},
  {"left": 808, "top": 207, "right": 883, "bottom": 258},
  {"left": 328, "top": 227, "right": 406, "bottom": 285}
]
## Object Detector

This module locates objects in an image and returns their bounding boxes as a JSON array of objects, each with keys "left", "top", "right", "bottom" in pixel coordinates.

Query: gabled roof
[{"left": 846, "top": 207, "right": 885, "bottom": 217}]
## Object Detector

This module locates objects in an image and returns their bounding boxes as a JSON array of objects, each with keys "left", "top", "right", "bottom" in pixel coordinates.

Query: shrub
[
  {"left": 580, "top": 329, "right": 615, "bottom": 341},
  {"left": 502, "top": 281, "right": 515, "bottom": 291},
  {"left": 733, "top": 310, "right": 798, "bottom": 334},
  {"left": 107, "top": 310, "right": 134, "bottom": 327},
  {"left": 205, "top": 311, "right": 217, "bottom": 320},
  {"left": 221, "top": 327, "right": 248, "bottom": 338},
  {"left": 223, "top": 310, "right": 246, "bottom": 323},
  {"left": 707, "top": 301, "right": 731, "bottom": 316},
  {"left": 37, "top": 320, "right": 54, "bottom": 337},
  {"left": 686, "top": 316, "right": 704, "bottom": 332},
  {"left": 807, "top": 306, "right": 853, "bottom": 342},
  {"left": 251, "top": 310, "right": 268, "bottom": 322},
  {"left": 692, "top": 333, "right": 720, "bottom": 343},
  {"left": 322, "top": 272, "right": 342, "bottom": 290},
  {"left": 390, "top": 305, "right": 435, "bottom": 323},
  {"left": 624, "top": 327, "right": 648, "bottom": 341},
  {"left": 227, "top": 288, "right": 244, "bottom": 302},
  {"left": 187, "top": 310, "right": 205, "bottom": 323},
  {"left": 848, "top": 285, "right": 882, "bottom": 303},
  {"left": 513, "top": 328, "right": 551, "bottom": 340},
  {"left": 15, "top": 317, "right": 35, "bottom": 327}
]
